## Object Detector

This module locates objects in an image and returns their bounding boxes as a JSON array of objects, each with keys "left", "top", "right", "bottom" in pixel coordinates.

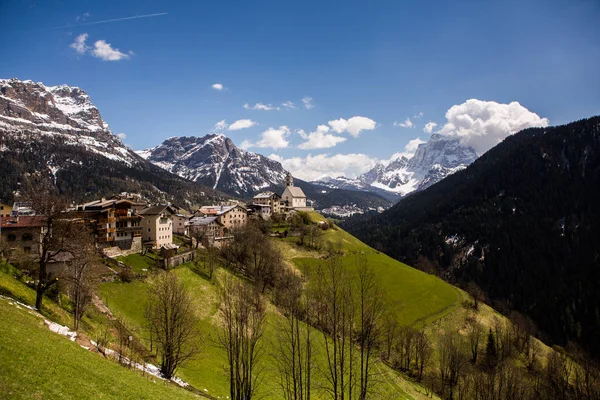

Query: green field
[
  {"left": 0, "top": 294, "right": 200, "bottom": 400},
  {"left": 291, "top": 212, "right": 461, "bottom": 328},
  {"left": 0, "top": 213, "right": 460, "bottom": 399}
]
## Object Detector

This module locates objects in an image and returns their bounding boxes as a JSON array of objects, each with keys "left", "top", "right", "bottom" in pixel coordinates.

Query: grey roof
[
  {"left": 139, "top": 205, "right": 176, "bottom": 216},
  {"left": 186, "top": 216, "right": 221, "bottom": 226},
  {"left": 253, "top": 191, "right": 280, "bottom": 199},
  {"left": 284, "top": 186, "right": 306, "bottom": 198}
]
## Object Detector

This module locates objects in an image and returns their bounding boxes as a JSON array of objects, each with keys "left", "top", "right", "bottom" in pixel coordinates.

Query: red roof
[{"left": 1, "top": 216, "right": 46, "bottom": 228}]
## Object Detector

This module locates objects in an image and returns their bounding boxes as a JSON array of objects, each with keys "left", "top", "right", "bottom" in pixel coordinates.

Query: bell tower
[{"left": 285, "top": 172, "right": 294, "bottom": 187}]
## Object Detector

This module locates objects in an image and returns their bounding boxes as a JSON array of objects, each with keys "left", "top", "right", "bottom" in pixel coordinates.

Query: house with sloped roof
[
  {"left": 185, "top": 216, "right": 224, "bottom": 247},
  {"left": 139, "top": 205, "right": 177, "bottom": 249},
  {"left": 0, "top": 216, "right": 46, "bottom": 255},
  {"left": 252, "top": 191, "right": 282, "bottom": 215},
  {"left": 197, "top": 204, "right": 247, "bottom": 231},
  {"left": 281, "top": 172, "right": 308, "bottom": 209}
]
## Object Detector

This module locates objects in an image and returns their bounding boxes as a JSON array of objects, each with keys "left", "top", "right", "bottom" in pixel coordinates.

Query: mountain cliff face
[
  {"left": 140, "top": 135, "right": 392, "bottom": 214},
  {"left": 343, "top": 116, "right": 600, "bottom": 357},
  {"left": 314, "top": 134, "right": 478, "bottom": 198},
  {"left": 0, "top": 78, "right": 220, "bottom": 206},
  {"left": 138, "top": 135, "right": 288, "bottom": 197}
]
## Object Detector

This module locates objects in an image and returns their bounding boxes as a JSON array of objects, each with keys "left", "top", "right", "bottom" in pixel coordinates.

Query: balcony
[
  {"left": 99, "top": 227, "right": 116, "bottom": 233},
  {"left": 99, "top": 217, "right": 116, "bottom": 224},
  {"left": 117, "top": 226, "right": 142, "bottom": 232},
  {"left": 98, "top": 236, "right": 114, "bottom": 243}
]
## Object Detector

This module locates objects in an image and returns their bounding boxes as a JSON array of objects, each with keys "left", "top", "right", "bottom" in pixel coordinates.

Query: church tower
[{"left": 285, "top": 172, "right": 294, "bottom": 187}]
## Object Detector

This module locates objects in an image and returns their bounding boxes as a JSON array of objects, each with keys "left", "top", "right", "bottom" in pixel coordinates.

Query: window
[
  {"left": 147, "top": 228, "right": 151, "bottom": 232},
  {"left": 7, "top": 234, "right": 16, "bottom": 241},
  {"left": 23, "top": 247, "right": 31, "bottom": 253},
  {"left": 22, "top": 233, "right": 33, "bottom": 241}
]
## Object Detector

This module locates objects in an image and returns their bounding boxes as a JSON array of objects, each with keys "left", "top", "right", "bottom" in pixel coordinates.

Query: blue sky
[{"left": 1, "top": 0, "right": 599, "bottom": 179}]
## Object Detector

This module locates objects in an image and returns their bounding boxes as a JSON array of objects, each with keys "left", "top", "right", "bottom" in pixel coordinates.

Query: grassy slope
[
  {"left": 0, "top": 284, "right": 200, "bottom": 399},
  {"left": 98, "top": 213, "right": 448, "bottom": 399},
  {"left": 291, "top": 212, "right": 461, "bottom": 328}
]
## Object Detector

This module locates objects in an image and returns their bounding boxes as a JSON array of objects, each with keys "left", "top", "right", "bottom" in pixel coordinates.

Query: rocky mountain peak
[
  {"left": 314, "top": 134, "right": 478, "bottom": 198},
  {"left": 139, "top": 134, "right": 288, "bottom": 196}
]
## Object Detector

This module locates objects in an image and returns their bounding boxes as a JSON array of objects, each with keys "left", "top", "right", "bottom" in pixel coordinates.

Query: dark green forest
[{"left": 343, "top": 116, "right": 600, "bottom": 358}]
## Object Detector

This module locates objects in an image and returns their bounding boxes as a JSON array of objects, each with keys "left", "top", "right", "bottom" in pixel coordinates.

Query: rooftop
[{"left": 1, "top": 216, "right": 46, "bottom": 228}]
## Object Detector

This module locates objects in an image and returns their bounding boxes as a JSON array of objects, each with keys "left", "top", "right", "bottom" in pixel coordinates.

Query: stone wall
[
  {"left": 102, "top": 237, "right": 143, "bottom": 258},
  {"left": 165, "top": 250, "right": 196, "bottom": 269}
]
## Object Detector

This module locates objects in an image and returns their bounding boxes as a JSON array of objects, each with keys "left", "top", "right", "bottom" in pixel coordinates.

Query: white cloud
[
  {"left": 214, "top": 120, "right": 227, "bottom": 130},
  {"left": 243, "top": 102, "right": 279, "bottom": 111},
  {"left": 228, "top": 119, "right": 257, "bottom": 131},
  {"left": 328, "top": 116, "right": 377, "bottom": 137},
  {"left": 302, "top": 96, "right": 314, "bottom": 110},
  {"left": 298, "top": 125, "right": 347, "bottom": 150},
  {"left": 394, "top": 118, "right": 414, "bottom": 128},
  {"left": 116, "top": 132, "right": 127, "bottom": 140},
  {"left": 245, "top": 126, "right": 290, "bottom": 149},
  {"left": 423, "top": 121, "right": 438, "bottom": 134},
  {"left": 389, "top": 137, "right": 426, "bottom": 160},
  {"left": 212, "top": 83, "right": 224, "bottom": 91},
  {"left": 70, "top": 33, "right": 89, "bottom": 54},
  {"left": 414, "top": 112, "right": 424, "bottom": 119},
  {"left": 269, "top": 153, "right": 377, "bottom": 181},
  {"left": 439, "top": 99, "right": 549, "bottom": 154},
  {"left": 91, "top": 40, "right": 131, "bottom": 61},
  {"left": 281, "top": 101, "right": 296, "bottom": 109},
  {"left": 240, "top": 139, "right": 253, "bottom": 150}
]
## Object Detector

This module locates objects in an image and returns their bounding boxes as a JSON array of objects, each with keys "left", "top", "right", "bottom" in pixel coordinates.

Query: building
[
  {"left": 185, "top": 216, "right": 224, "bottom": 247},
  {"left": 76, "top": 198, "right": 143, "bottom": 255},
  {"left": 139, "top": 205, "right": 176, "bottom": 249},
  {"left": 0, "top": 203, "right": 13, "bottom": 218},
  {"left": 0, "top": 216, "right": 46, "bottom": 255},
  {"left": 11, "top": 202, "right": 35, "bottom": 217},
  {"left": 252, "top": 192, "right": 282, "bottom": 215},
  {"left": 281, "top": 172, "right": 308, "bottom": 209},
  {"left": 198, "top": 204, "right": 248, "bottom": 231},
  {"left": 247, "top": 204, "right": 272, "bottom": 220},
  {"left": 172, "top": 213, "right": 190, "bottom": 235}
]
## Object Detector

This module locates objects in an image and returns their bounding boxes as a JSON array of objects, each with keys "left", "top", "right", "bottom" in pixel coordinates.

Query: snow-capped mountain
[
  {"left": 0, "top": 78, "right": 220, "bottom": 206},
  {"left": 139, "top": 135, "right": 392, "bottom": 214},
  {"left": 0, "top": 78, "right": 137, "bottom": 165},
  {"left": 314, "top": 134, "right": 478, "bottom": 198},
  {"left": 138, "top": 135, "right": 288, "bottom": 197}
]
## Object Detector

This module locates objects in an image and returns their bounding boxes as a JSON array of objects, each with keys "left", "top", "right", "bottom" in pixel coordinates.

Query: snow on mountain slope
[
  {"left": 313, "top": 134, "right": 478, "bottom": 198},
  {"left": 0, "top": 78, "right": 138, "bottom": 166},
  {"left": 138, "top": 135, "right": 288, "bottom": 197}
]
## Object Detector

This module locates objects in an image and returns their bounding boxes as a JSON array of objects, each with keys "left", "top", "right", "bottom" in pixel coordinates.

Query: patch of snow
[{"left": 44, "top": 320, "right": 77, "bottom": 341}]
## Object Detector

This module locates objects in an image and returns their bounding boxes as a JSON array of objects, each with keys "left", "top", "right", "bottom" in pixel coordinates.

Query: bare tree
[
  {"left": 355, "top": 254, "right": 384, "bottom": 400},
  {"left": 381, "top": 311, "right": 399, "bottom": 362},
  {"left": 465, "top": 314, "right": 483, "bottom": 364},
  {"left": 439, "top": 331, "right": 468, "bottom": 399},
  {"left": 24, "top": 189, "right": 72, "bottom": 310},
  {"left": 274, "top": 269, "right": 313, "bottom": 400},
  {"left": 189, "top": 224, "right": 208, "bottom": 249},
  {"left": 64, "top": 223, "right": 99, "bottom": 330},
  {"left": 312, "top": 255, "right": 357, "bottom": 399},
  {"left": 413, "top": 329, "right": 432, "bottom": 382},
  {"left": 146, "top": 271, "right": 201, "bottom": 379},
  {"left": 218, "top": 276, "right": 267, "bottom": 400}
]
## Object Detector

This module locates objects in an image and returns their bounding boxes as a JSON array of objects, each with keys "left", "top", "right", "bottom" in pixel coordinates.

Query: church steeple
[{"left": 285, "top": 172, "right": 294, "bottom": 187}]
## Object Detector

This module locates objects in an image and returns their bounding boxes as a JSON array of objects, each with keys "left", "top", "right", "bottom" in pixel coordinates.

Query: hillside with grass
[{"left": 1, "top": 212, "right": 592, "bottom": 400}]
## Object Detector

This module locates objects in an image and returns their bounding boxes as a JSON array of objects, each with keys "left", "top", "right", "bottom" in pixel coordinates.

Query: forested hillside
[{"left": 344, "top": 116, "right": 600, "bottom": 358}]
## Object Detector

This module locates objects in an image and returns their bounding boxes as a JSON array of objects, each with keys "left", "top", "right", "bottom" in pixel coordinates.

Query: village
[{"left": 0, "top": 172, "right": 313, "bottom": 262}]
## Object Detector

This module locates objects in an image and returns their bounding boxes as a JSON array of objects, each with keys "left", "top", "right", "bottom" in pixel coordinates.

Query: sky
[{"left": 1, "top": 0, "right": 599, "bottom": 180}]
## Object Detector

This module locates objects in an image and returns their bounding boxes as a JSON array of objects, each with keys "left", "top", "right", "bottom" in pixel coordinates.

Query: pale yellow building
[
  {"left": 252, "top": 192, "right": 282, "bottom": 215},
  {"left": 139, "top": 205, "right": 176, "bottom": 249},
  {"left": 198, "top": 204, "right": 248, "bottom": 232}
]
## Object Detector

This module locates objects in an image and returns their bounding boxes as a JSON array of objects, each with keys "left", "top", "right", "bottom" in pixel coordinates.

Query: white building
[{"left": 281, "top": 172, "right": 308, "bottom": 209}]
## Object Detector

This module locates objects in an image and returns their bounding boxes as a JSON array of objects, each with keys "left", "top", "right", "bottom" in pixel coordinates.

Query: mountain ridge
[
  {"left": 343, "top": 115, "right": 600, "bottom": 357},
  {"left": 312, "top": 133, "right": 478, "bottom": 199}
]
